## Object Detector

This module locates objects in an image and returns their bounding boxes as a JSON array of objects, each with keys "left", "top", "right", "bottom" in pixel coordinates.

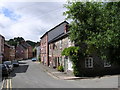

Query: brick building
[
  {"left": 4, "top": 43, "right": 15, "bottom": 61},
  {"left": 40, "top": 21, "right": 69, "bottom": 66},
  {"left": 0, "top": 34, "right": 5, "bottom": 63},
  {"left": 16, "top": 41, "right": 33, "bottom": 60},
  {"left": 40, "top": 33, "right": 48, "bottom": 65}
]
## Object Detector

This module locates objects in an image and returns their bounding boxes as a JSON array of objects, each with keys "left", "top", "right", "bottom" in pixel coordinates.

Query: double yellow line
[{"left": 6, "top": 77, "right": 12, "bottom": 90}]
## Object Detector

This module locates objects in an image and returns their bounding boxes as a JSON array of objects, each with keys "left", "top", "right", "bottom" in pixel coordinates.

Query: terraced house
[
  {"left": 4, "top": 43, "right": 15, "bottom": 61},
  {"left": 49, "top": 31, "right": 74, "bottom": 72},
  {"left": 40, "top": 21, "right": 120, "bottom": 77},
  {"left": 16, "top": 41, "right": 33, "bottom": 60},
  {"left": 40, "top": 21, "right": 74, "bottom": 72},
  {"left": 0, "top": 34, "right": 5, "bottom": 63}
]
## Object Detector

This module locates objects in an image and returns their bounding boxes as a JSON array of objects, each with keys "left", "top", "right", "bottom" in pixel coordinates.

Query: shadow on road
[{"left": 10, "top": 64, "right": 29, "bottom": 77}]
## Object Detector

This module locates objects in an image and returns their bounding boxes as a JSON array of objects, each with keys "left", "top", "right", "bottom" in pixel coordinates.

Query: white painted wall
[{"left": 68, "top": 58, "right": 73, "bottom": 71}]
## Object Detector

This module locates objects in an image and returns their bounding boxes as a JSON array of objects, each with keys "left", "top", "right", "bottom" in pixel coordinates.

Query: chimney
[{"left": 64, "top": 24, "right": 69, "bottom": 33}]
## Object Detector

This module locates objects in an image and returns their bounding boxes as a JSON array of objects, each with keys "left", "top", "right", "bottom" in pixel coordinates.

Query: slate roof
[
  {"left": 17, "top": 42, "right": 31, "bottom": 50},
  {"left": 48, "top": 31, "right": 69, "bottom": 44},
  {"left": 4, "top": 43, "right": 12, "bottom": 48},
  {"left": 40, "top": 21, "right": 69, "bottom": 39}
]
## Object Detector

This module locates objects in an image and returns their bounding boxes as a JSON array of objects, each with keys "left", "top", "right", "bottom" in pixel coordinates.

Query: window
[
  {"left": 53, "top": 44, "right": 55, "bottom": 50},
  {"left": 49, "top": 45, "right": 50, "bottom": 49},
  {"left": 104, "top": 60, "right": 111, "bottom": 67},
  {"left": 68, "top": 39, "right": 71, "bottom": 47},
  {"left": 59, "top": 40, "right": 62, "bottom": 49},
  {"left": 85, "top": 57, "right": 93, "bottom": 68}
]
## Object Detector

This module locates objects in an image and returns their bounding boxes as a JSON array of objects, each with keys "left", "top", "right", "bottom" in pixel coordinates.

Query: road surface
[{"left": 2, "top": 59, "right": 119, "bottom": 89}]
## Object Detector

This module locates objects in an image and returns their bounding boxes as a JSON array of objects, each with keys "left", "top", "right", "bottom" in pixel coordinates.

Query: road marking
[
  {"left": 4, "top": 76, "right": 12, "bottom": 90},
  {"left": 10, "top": 78, "right": 12, "bottom": 90},
  {"left": 6, "top": 79, "right": 9, "bottom": 90},
  {"left": 0, "top": 77, "right": 5, "bottom": 90}
]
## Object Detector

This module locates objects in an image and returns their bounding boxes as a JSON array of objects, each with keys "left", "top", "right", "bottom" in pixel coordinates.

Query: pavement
[
  {"left": 39, "top": 62, "right": 90, "bottom": 80},
  {"left": 39, "top": 61, "right": 120, "bottom": 81}
]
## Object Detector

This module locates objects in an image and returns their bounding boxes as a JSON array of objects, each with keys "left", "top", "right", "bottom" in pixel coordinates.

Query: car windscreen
[{"left": 4, "top": 61, "right": 11, "bottom": 65}]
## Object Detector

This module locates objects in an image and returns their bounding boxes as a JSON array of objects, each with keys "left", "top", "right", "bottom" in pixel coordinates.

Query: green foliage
[
  {"left": 62, "top": 46, "right": 80, "bottom": 56},
  {"left": 61, "top": 46, "right": 82, "bottom": 76},
  {"left": 57, "top": 65, "right": 64, "bottom": 72},
  {"left": 26, "top": 40, "right": 37, "bottom": 48},
  {"left": 63, "top": 1, "right": 120, "bottom": 76},
  {"left": 64, "top": 1, "right": 120, "bottom": 64},
  {"left": 6, "top": 37, "right": 37, "bottom": 48},
  {"left": 6, "top": 37, "right": 24, "bottom": 47}
]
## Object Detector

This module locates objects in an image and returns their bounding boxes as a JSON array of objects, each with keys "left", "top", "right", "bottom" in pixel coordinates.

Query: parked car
[
  {"left": 12, "top": 60, "right": 19, "bottom": 67},
  {"left": 4, "top": 61, "right": 14, "bottom": 72},
  {"left": 0, "top": 64, "right": 10, "bottom": 76},
  {"left": 32, "top": 57, "right": 37, "bottom": 61}
]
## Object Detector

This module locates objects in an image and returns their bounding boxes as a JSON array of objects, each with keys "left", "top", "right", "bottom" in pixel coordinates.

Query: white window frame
[
  {"left": 104, "top": 60, "right": 111, "bottom": 67},
  {"left": 59, "top": 40, "right": 62, "bottom": 49},
  {"left": 85, "top": 57, "right": 93, "bottom": 68},
  {"left": 68, "top": 39, "right": 71, "bottom": 47}
]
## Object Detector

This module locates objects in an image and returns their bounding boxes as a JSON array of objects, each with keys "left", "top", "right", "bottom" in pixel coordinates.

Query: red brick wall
[
  {"left": 28, "top": 46, "right": 33, "bottom": 59},
  {"left": 4, "top": 45, "right": 10, "bottom": 61},
  {"left": 9, "top": 47, "right": 15, "bottom": 60},
  {"left": 40, "top": 34, "right": 48, "bottom": 66}
]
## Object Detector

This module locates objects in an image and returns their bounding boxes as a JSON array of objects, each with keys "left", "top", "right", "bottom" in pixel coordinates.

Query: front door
[{"left": 64, "top": 57, "right": 68, "bottom": 72}]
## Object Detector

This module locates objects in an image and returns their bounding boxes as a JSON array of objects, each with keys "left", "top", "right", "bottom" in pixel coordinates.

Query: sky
[{"left": 0, "top": 0, "right": 68, "bottom": 42}]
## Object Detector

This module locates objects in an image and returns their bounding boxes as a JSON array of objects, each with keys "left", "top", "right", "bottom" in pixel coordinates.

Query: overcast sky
[{"left": 0, "top": 1, "right": 68, "bottom": 42}]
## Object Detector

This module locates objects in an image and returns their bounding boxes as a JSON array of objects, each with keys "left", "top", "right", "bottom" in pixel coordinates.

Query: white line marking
[
  {"left": 0, "top": 77, "right": 5, "bottom": 90},
  {"left": 10, "top": 78, "right": 12, "bottom": 90}
]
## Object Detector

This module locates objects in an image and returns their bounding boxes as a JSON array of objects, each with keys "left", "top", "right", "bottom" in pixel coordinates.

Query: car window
[{"left": 4, "top": 61, "right": 12, "bottom": 65}]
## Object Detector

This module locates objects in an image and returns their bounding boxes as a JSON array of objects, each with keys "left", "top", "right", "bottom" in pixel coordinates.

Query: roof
[
  {"left": 17, "top": 44, "right": 26, "bottom": 50},
  {"left": 21, "top": 42, "right": 31, "bottom": 49},
  {"left": 17, "top": 42, "right": 31, "bottom": 50},
  {"left": 40, "top": 21, "right": 69, "bottom": 39},
  {"left": 4, "top": 43, "right": 11, "bottom": 48},
  {"left": 48, "top": 31, "right": 70, "bottom": 44},
  {"left": 0, "top": 34, "right": 5, "bottom": 39}
]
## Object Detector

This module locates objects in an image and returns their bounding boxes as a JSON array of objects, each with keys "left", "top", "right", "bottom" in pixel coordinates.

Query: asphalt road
[
  {"left": 10, "top": 60, "right": 81, "bottom": 88},
  {"left": 8, "top": 59, "right": 119, "bottom": 88}
]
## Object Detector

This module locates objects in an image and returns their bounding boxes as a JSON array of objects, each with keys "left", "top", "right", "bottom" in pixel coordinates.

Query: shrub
[{"left": 57, "top": 66, "right": 64, "bottom": 72}]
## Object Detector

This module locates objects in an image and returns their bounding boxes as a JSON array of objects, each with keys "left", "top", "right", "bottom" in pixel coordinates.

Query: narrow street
[
  {"left": 9, "top": 60, "right": 82, "bottom": 88},
  {"left": 2, "top": 59, "right": 119, "bottom": 89}
]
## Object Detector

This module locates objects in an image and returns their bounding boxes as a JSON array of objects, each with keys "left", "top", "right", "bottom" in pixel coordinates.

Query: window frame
[
  {"left": 85, "top": 57, "right": 93, "bottom": 68},
  {"left": 104, "top": 60, "right": 111, "bottom": 67},
  {"left": 59, "top": 40, "right": 62, "bottom": 49}
]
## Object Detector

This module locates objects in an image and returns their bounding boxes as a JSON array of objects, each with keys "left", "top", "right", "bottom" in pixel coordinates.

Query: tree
[
  {"left": 6, "top": 37, "right": 25, "bottom": 47},
  {"left": 63, "top": 1, "right": 120, "bottom": 65},
  {"left": 26, "top": 40, "right": 37, "bottom": 48}
]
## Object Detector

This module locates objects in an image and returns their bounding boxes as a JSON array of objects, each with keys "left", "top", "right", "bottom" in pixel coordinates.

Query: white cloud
[
  {"left": 0, "top": 2, "right": 67, "bottom": 42},
  {"left": 0, "top": 0, "right": 67, "bottom": 2}
]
